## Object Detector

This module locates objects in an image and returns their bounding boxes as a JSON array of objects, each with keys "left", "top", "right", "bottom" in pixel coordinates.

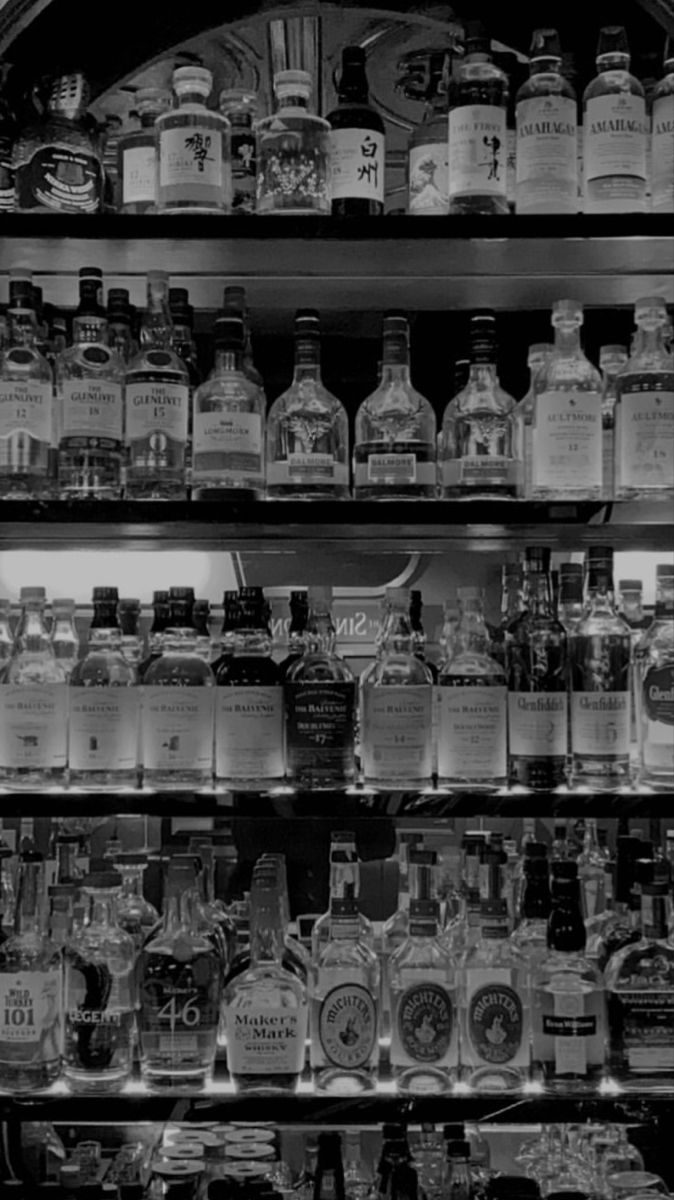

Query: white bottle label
[
  {"left": 125, "top": 382, "right": 189, "bottom": 443},
  {"left": 408, "top": 143, "right": 449, "bottom": 214},
  {"left": 436, "top": 685, "right": 507, "bottom": 780},
  {"left": 542, "top": 983, "right": 595, "bottom": 1076},
  {"left": 571, "top": 691, "right": 630, "bottom": 758},
  {"left": 464, "top": 968, "right": 525, "bottom": 1066},
  {"left": 225, "top": 1004, "right": 308, "bottom": 1075},
  {"left": 584, "top": 94, "right": 647, "bottom": 182},
  {"left": 0, "top": 969, "right": 61, "bottom": 1045},
  {"left": 122, "top": 145, "right": 157, "bottom": 206},
  {"left": 141, "top": 686, "right": 214, "bottom": 772},
  {"left": 0, "top": 381, "right": 52, "bottom": 443},
  {"left": 0, "top": 684, "right": 67, "bottom": 768},
  {"left": 330, "top": 128, "right": 385, "bottom": 202},
  {"left": 159, "top": 126, "right": 223, "bottom": 190},
  {"left": 60, "top": 380, "right": 123, "bottom": 441},
  {"left": 318, "top": 984, "right": 377, "bottom": 1068},
  {"left": 532, "top": 391, "right": 602, "bottom": 492},
  {"left": 361, "top": 684, "right": 433, "bottom": 781},
  {"left": 69, "top": 687, "right": 140, "bottom": 771},
  {"left": 215, "top": 685, "right": 284, "bottom": 781},
  {"left": 448, "top": 105, "right": 508, "bottom": 198},
  {"left": 266, "top": 454, "right": 348, "bottom": 487},
  {"left": 652, "top": 95, "right": 674, "bottom": 207},
  {"left": 508, "top": 693, "right": 568, "bottom": 758},
  {"left": 616, "top": 388, "right": 674, "bottom": 491},
  {"left": 515, "top": 95, "right": 577, "bottom": 203},
  {"left": 441, "top": 455, "right": 516, "bottom": 490},
  {"left": 355, "top": 454, "right": 436, "bottom": 487},
  {"left": 192, "top": 411, "right": 263, "bottom": 483}
]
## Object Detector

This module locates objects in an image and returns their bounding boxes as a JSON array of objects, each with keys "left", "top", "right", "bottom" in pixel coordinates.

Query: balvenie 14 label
[
  {"left": 15, "top": 145, "right": 102, "bottom": 212},
  {"left": 395, "top": 983, "right": 453, "bottom": 1063},
  {"left": 318, "top": 984, "right": 377, "bottom": 1069},
  {"left": 69, "top": 687, "right": 139, "bottom": 771},
  {"left": 215, "top": 685, "right": 284, "bottom": 780},
  {"left": 532, "top": 392, "right": 602, "bottom": 491},
  {"left": 448, "top": 105, "right": 508, "bottom": 198},
  {"left": 285, "top": 681, "right": 355, "bottom": 773},
  {"left": 361, "top": 684, "right": 432, "bottom": 780},
  {"left": 225, "top": 1005, "right": 308, "bottom": 1075},
  {"left": 468, "top": 981, "right": 523, "bottom": 1064},
  {"left": 141, "top": 687, "right": 214, "bottom": 771},
  {"left": 0, "top": 685, "right": 68, "bottom": 768}
]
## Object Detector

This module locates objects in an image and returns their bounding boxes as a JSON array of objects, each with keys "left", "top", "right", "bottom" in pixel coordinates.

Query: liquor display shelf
[
  {"left": 0, "top": 500, "right": 669, "bottom": 551},
  {"left": 0, "top": 214, "right": 672, "bottom": 311}
]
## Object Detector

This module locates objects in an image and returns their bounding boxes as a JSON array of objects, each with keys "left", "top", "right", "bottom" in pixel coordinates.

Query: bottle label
[
  {"left": 394, "top": 983, "right": 453, "bottom": 1064},
  {"left": 0, "top": 684, "right": 67, "bottom": 768},
  {"left": 0, "top": 136, "right": 14, "bottom": 211},
  {"left": 361, "top": 684, "right": 432, "bottom": 780},
  {"left": 436, "top": 685, "right": 507, "bottom": 780},
  {"left": 643, "top": 665, "right": 674, "bottom": 745},
  {"left": 541, "top": 978, "right": 597, "bottom": 1075},
  {"left": 584, "top": 94, "right": 647, "bottom": 183},
  {"left": 68, "top": 686, "right": 140, "bottom": 771},
  {"left": 159, "top": 126, "right": 223, "bottom": 190},
  {"left": 515, "top": 95, "right": 577, "bottom": 203},
  {"left": 122, "top": 145, "right": 157, "bottom": 206},
  {"left": 0, "top": 381, "right": 53, "bottom": 444},
  {"left": 508, "top": 693, "right": 568, "bottom": 758},
  {"left": 141, "top": 686, "right": 214, "bottom": 772},
  {"left": 408, "top": 143, "right": 449, "bottom": 214},
  {"left": 356, "top": 453, "right": 436, "bottom": 487},
  {"left": 448, "top": 105, "right": 508, "bottom": 198},
  {"left": 266, "top": 454, "right": 348, "bottom": 487},
  {"left": 615, "top": 386, "right": 674, "bottom": 491},
  {"left": 466, "top": 973, "right": 523, "bottom": 1064},
  {"left": 15, "top": 144, "right": 102, "bottom": 213},
  {"left": 318, "top": 984, "right": 377, "bottom": 1068},
  {"left": 570, "top": 691, "right": 630, "bottom": 759},
  {"left": 652, "top": 95, "right": 674, "bottom": 205},
  {"left": 125, "top": 382, "right": 189, "bottom": 444},
  {"left": 60, "top": 379, "right": 123, "bottom": 442},
  {"left": 225, "top": 1003, "right": 308, "bottom": 1076},
  {"left": 285, "top": 681, "right": 355, "bottom": 775},
  {"left": 231, "top": 130, "right": 256, "bottom": 213},
  {"left": 0, "top": 969, "right": 61, "bottom": 1047},
  {"left": 65, "top": 960, "right": 134, "bottom": 1066},
  {"left": 329, "top": 128, "right": 385, "bottom": 202},
  {"left": 139, "top": 961, "right": 220, "bottom": 1058},
  {"left": 441, "top": 455, "right": 516, "bottom": 490},
  {"left": 532, "top": 391, "right": 602, "bottom": 492},
  {"left": 214, "top": 685, "right": 284, "bottom": 780},
  {"left": 613, "top": 991, "right": 674, "bottom": 1071},
  {"left": 192, "top": 411, "right": 263, "bottom": 483}
]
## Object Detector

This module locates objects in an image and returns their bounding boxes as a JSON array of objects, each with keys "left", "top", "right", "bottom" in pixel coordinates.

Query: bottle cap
[
  {"left": 219, "top": 88, "right": 257, "bottom": 114},
  {"left": 214, "top": 315, "right": 245, "bottom": 348},
  {"left": 618, "top": 580, "right": 642, "bottom": 592},
  {"left": 135, "top": 87, "right": 172, "bottom": 115},
  {"left": 530, "top": 29, "right": 562, "bottom": 60},
  {"left": 634, "top": 296, "right": 668, "bottom": 322},
  {"left": 524, "top": 840, "right": 548, "bottom": 859},
  {"left": 383, "top": 311, "right": 409, "bottom": 336},
  {"left": 308, "top": 585, "right": 333, "bottom": 607},
  {"left": 170, "top": 586, "right": 196, "bottom": 601},
  {"left": 49, "top": 72, "right": 90, "bottom": 118},
  {"left": 52, "top": 597, "right": 76, "bottom": 609},
  {"left": 153, "top": 590, "right": 169, "bottom": 604},
  {"left": 172, "top": 66, "right": 213, "bottom": 98},
  {"left": 223, "top": 285, "right": 247, "bottom": 313},
  {"left": 463, "top": 20, "right": 490, "bottom": 56},
  {"left": 341, "top": 45, "right": 366, "bottom": 67},
  {"left": 92, "top": 586, "right": 119, "bottom": 603},
  {"left": 274, "top": 69, "right": 312, "bottom": 101},
  {"left": 656, "top": 564, "right": 674, "bottom": 579},
  {"left": 409, "top": 848, "right": 436, "bottom": 866},
  {"left": 552, "top": 298, "right": 583, "bottom": 324},
  {"left": 596, "top": 26, "right": 630, "bottom": 60},
  {"left": 20, "top": 586, "right": 46, "bottom": 601}
]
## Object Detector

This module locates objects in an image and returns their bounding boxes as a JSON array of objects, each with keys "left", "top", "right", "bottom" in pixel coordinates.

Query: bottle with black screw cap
[{"left": 326, "top": 46, "right": 385, "bottom": 216}]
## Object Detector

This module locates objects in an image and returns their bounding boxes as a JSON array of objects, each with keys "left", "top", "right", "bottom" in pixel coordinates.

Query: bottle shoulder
[
  {"left": 1, "top": 346, "right": 53, "bottom": 383},
  {"left": 143, "top": 652, "right": 215, "bottom": 686},
  {"left": 257, "top": 109, "right": 330, "bottom": 135},
  {"left": 56, "top": 343, "right": 125, "bottom": 382},
  {"left": 516, "top": 74, "right": 577, "bottom": 105},
  {"left": 583, "top": 71, "right": 645, "bottom": 104},
  {"left": 443, "top": 378, "right": 516, "bottom": 419},
  {"left": 439, "top": 650, "right": 505, "bottom": 684},
  {"left": 216, "top": 655, "right": 280, "bottom": 685},
  {"left": 194, "top": 370, "right": 264, "bottom": 411},
  {"left": 70, "top": 651, "right": 137, "bottom": 687},
  {"left": 535, "top": 950, "right": 603, "bottom": 986},
  {"left": 327, "top": 102, "right": 385, "bottom": 134},
  {"left": 268, "top": 379, "right": 346, "bottom": 418},
  {"left": 389, "top": 933, "right": 453, "bottom": 973},
  {"left": 227, "top": 959, "right": 307, "bottom": 1002},
  {"left": 360, "top": 654, "right": 433, "bottom": 687},
  {"left": 126, "top": 345, "right": 190, "bottom": 383},
  {"left": 536, "top": 357, "right": 602, "bottom": 393},
  {"left": 286, "top": 651, "right": 354, "bottom": 683}
]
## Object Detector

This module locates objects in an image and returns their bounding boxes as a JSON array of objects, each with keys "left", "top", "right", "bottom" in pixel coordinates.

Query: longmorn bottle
[
  {"left": 582, "top": 26, "right": 647, "bottom": 214},
  {"left": 327, "top": 46, "right": 385, "bottom": 217},
  {"left": 515, "top": 29, "right": 578, "bottom": 214},
  {"left": 448, "top": 21, "right": 509, "bottom": 215}
]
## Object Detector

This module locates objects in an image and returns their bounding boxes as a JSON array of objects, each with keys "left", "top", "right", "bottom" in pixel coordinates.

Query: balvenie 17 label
[
  {"left": 318, "top": 984, "right": 377, "bottom": 1069},
  {"left": 468, "top": 983, "right": 523, "bottom": 1064},
  {"left": 16, "top": 145, "right": 103, "bottom": 212},
  {"left": 225, "top": 1005, "right": 308, "bottom": 1075},
  {"left": 396, "top": 984, "right": 453, "bottom": 1063},
  {"left": 285, "top": 681, "right": 355, "bottom": 773}
]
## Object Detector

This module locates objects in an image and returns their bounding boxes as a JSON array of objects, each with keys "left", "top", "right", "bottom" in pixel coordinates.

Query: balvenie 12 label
[
  {"left": 397, "top": 984, "right": 453, "bottom": 1063},
  {"left": 319, "top": 984, "right": 377, "bottom": 1069},
  {"left": 468, "top": 983, "right": 523, "bottom": 1064}
]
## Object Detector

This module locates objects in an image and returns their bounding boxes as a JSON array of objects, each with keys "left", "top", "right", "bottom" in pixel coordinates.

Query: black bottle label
[
  {"left": 16, "top": 144, "right": 103, "bottom": 213},
  {"left": 285, "top": 681, "right": 355, "bottom": 776}
]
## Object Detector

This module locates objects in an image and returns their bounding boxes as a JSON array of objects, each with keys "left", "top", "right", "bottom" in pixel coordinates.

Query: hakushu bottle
[
  {"left": 582, "top": 26, "right": 647, "bottom": 214},
  {"left": 651, "top": 37, "right": 674, "bottom": 213},
  {"left": 448, "top": 21, "right": 509, "bottom": 215},
  {"left": 635, "top": 563, "right": 674, "bottom": 790},
  {"left": 117, "top": 88, "right": 171, "bottom": 214},
  {"left": 407, "top": 51, "right": 449, "bottom": 215},
  {"left": 156, "top": 66, "right": 231, "bottom": 214},
  {"left": 327, "top": 46, "right": 385, "bottom": 217},
  {"left": 0, "top": 272, "right": 55, "bottom": 499},
  {"left": 614, "top": 297, "right": 674, "bottom": 502},
  {"left": 13, "top": 72, "right": 103, "bottom": 213},
  {"left": 256, "top": 70, "right": 330, "bottom": 215},
  {"left": 515, "top": 29, "right": 578, "bottom": 214}
]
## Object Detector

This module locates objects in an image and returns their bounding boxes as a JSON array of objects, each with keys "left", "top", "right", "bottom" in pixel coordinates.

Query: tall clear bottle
[
  {"left": 114, "top": 852, "right": 159, "bottom": 951},
  {"left": 117, "top": 87, "right": 171, "bottom": 214},
  {"left": 219, "top": 90, "right": 257, "bottom": 213},
  {"left": 513, "top": 343, "right": 553, "bottom": 499},
  {"left": 515, "top": 29, "right": 578, "bottom": 214},
  {"left": 614, "top": 297, "right": 674, "bottom": 501},
  {"left": 49, "top": 598, "right": 80, "bottom": 680},
  {"left": 408, "top": 52, "right": 449, "bottom": 216},
  {"left": 582, "top": 26, "right": 647, "bottom": 214},
  {"left": 256, "top": 70, "right": 330, "bottom": 215},
  {"left": 327, "top": 46, "right": 385, "bottom": 217},
  {"left": 635, "top": 563, "right": 674, "bottom": 790},
  {"left": 156, "top": 67, "right": 231, "bottom": 214},
  {"left": 0, "top": 273, "right": 54, "bottom": 499},
  {"left": 599, "top": 343, "right": 629, "bottom": 502},
  {"left": 312, "top": 832, "right": 374, "bottom": 959},
  {"left": 448, "top": 21, "right": 509, "bottom": 215},
  {"left": 651, "top": 37, "right": 674, "bottom": 213}
]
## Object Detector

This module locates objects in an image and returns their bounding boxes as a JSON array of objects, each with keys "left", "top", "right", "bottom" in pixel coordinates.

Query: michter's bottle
[{"left": 327, "top": 46, "right": 385, "bottom": 217}]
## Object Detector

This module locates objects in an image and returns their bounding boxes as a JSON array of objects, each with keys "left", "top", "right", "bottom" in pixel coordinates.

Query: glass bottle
[
  {"left": 599, "top": 344, "right": 628, "bottom": 502},
  {"left": 285, "top": 586, "right": 356, "bottom": 789},
  {"left": 266, "top": 309, "right": 349, "bottom": 499},
  {"left": 312, "top": 831, "right": 374, "bottom": 959},
  {"left": 0, "top": 852, "right": 62, "bottom": 1092},
  {"left": 117, "top": 87, "right": 171, "bottom": 214},
  {"left": 0, "top": 75, "right": 15, "bottom": 213},
  {"left": 13, "top": 72, "right": 103, "bottom": 213},
  {"left": 407, "top": 51, "right": 449, "bottom": 216},
  {"left": 514, "top": 343, "right": 553, "bottom": 499},
  {"left": 583, "top": 27, "right": 647, "bottom": 214},
  {"left": 256, "top": 70, "right": 330, "bottom": 215},
  {"left": 515, "top": 29, "right": 578, "bottom": 214},
  {"left": 218, "top": 89, "right": 257, "bottom": 213},
  {"left": 381, "top": 833, "right": 421, "bottom": 1037},
  {"left": 191, "top": 312, "right": 265, "bottom": 499},
  {"left": 68, "top": 587, "right": 139, "bottom": 789},
  {"left": 448, "top": 20, "right": 509, "bottom": 215},
  {"left": 511, "top": 848, "right": 551, "bottom": 969},
  {"left": 118, "top": 598, "right": 143, "bottom": 668},
  {"left": 214, "top": 586, "right": 284, "bottom": 789},
  {"left": 63, "top": 870, "right": 136, "bottom": 1092},
  {"left": 437, "top": 587, "right": 507, "bottom": 790},
  {"left": 156, "top": 66, "right": 231, "bottom": 214},
  {"left": 106, "top": 289, "right": 138, "bottom": 364},
  {"left": 614, "top": 297, "right": 674, "bottom": 501},
  {"left": 441, "top": 310, "right": 518, "bottom": 499},
  {"left": 651, "top": 37, "right": 674, "bottom": 213},
  {"left": 210, "top": 589, "right": 240, "bottom": 673},
  {"left": 569, "top": 547, "right": 632, "bottom": 790},
  {"left": 191, "top": 598, "right": 211, "bottom": 662},
  {"left": 0, "top": 273, "right": 55, "bottom": 500},
  {"left": 558, "top": 562, "right": 584, "bottom": 632},
  {"left": 354, "top": 312, "right": 436, "bottom": 500},
  {"left": 168, "top": 288, "right": 201, "bottom": 392},
  {"left": 49, "top": 598, "right": 79, "bottom": 681},
  {"left": 327, "top": 46, "right": 385, "bottom": 217},
  {"left": 278, "top": 590, "right": 308, "bottom": 678},
  {"left": 138, "top": 589, "right": 168, "bottom": 680},
  {"left": 113, "top": 852, "right": 159, "bottom": 951},
  {"left": 529, "top": 300, "right": 603, "bottom": 500},
  {"left": 222, "top": 285, "right": 264, "bottom": 392},
  {"left": 55, "top": 267, "right": 125, "bottom": 500},
  {"left": 315, "top": 1133, "right": 346, "bottom": 1200},
  {"left": 635, "top": 563, "right": 674, "bottom": 790},
  {"left": 360, "top": 586, "right": 433, "bottom": 789},
  {"left": 410, "top": 589, "right": 438, "bottom": 681},
  {"left": 343, "top": 1130, "right": 373, "bottom": 1200},
  {"left": 578, "top": 818, "right": 609, "bottom": 923},
  {"left": 490, "top": 562, "right": 525, "bottom": 669},
  {"left": 124, "top": 272, "right": 190, "bottom": 499}
]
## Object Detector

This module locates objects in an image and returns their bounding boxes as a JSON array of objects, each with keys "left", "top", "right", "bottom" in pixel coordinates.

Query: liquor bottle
[
  {"left": 360, "top": 587, "right": 433, "bottom": 789},
  {"left": 138, "top": 589, "right": 169, "bottom": 680},
  {"left": 219, "top": 89, "right": 257, "bottom": 213},
  {"left": 215, "top": 586, "right": 284, "bottom": 789},
  {"left": 577, "top": 818, "right": 609, "bottom": 922},
  {"left": 327, "top": 46, "right": 385, "bottom": 217},
  {"left": 513, "top": 343, "right": 553, "bottom": 499},
  {"left": 125, "top": 272, "right": 190, "bottom": 499},
  {"left": 354, "top": 313, "right": 436, "bottom": 499},
  {"left": 437, "top": 587, "right": 507, "bottom": 790},
  {"left": 586, "top": 836, "right": 642, "bottom": 967},
  {"left": 618, "top": 580, "right": 649, "bottom": 642},
  {"left": 63, "top": 870, "right": 135, "bottom": 1092},
  {"left": 558, "top": 562, "right": 584, "bottom": 632},
  {"left": 514, "top": 29, "right": 577, "bottom": 214},
  {"left": 511, "top": 847, "right": 551, "bottom": 969},
  {"left": 141, "top": 587, "right": 215, "bottom": 789},
  {"left": 599, "top": 344, "right": 628, "bottom": 502},
  {"left": 490, "top": 562, "right": 525, "bottom": 668},
  {"left": 528, "top": 300, "right": 603, "bottom": 501},
  {"left": 532, "top": 866, "right": 607, "bottom": 1088},
  {"left": 635, "top": 563, "right": 674, "bottom": 789},
  {"left": 381, "top": 833, "right": 421, "bottom": 1034},
  {"left": 310, "top": 880, "right": 379, "bottom": 1092},
  {"left": 278, "top": 590, "right": 308, "bottom": 677},
  {"left": 156, "top": 66, "right": 231, "bottom": 214},
  {"left": 266, "top": 309, "right": 349, "bottom": 499},
  {"left": 583, "top": 27, "right": 647, "bottom": 214},
  {"left": 0, "top": 76, "right": 15, "bottom": 212},
  {"left": 651, "top": 37, "right": 674, "bottom": 213},
  {"left": 168, "top": 289, "right": 202, "bottom": 391},
  {"left": 191, "top": 598, "right": 211, "bottom": 662},
  {"left": 0, "top": 272, "right": 55, "bottom": 499},
  {"left": 56, "top": 268, "right": 125, "bottom": 499},
  {"left": 13, "top": 72, "right": 103, "bottom": 213},
  {"left": 407, "top": 52, "right": 449, "bottom": 216},
  {"left": 314, "top": 1133, "right": 346, "bottom": 1200},
  {"left": 68, "top": 587, "right": 139, "bottom": 789},
  {"left": 117, "top": 87, "right": 171, "bottom": 213},
  {"left": 506, "top": 546, "right": 568, "bottom": 791},
  {"left": 409, "top": 590, "right": 438, "bottom": 681},
  {"left": 224, "top": 855, "right": 307, "bottom": 988},
  {"left": 312, "top": 832, "right": 374, "bottom": 958},
  {"left": 448, "top": 21, "right": 509, "bottom": 215},
  {"left": 118, "top": 598, "right": 143, "bottom": 667},
  {"left": 138, "top": 855, "right": 222, "bottom": 1089},
  {"left": 440, "top": 311, "right": 518, "bottom": 499},
  {"left": 569, "top": 548, "right": 632, "bottom": 790},
  {"left": 114, "top": 852, "right": 159, "bottom": 951},
  {"left": 0, "top": 587, "right": 68, "bottom": 788},
  {"left": 223, "top": 863, "right": 308, "bottom": 1091},
  {"left": 256, "top": 70, "right": 330, "bottom": 215},
  {"left": 0, "top": 852, "right": 62, "bottom": 1092},
  {"left": 614, "top": 297, "right": 674, "bottom": 501},
  {"left": 49, "top": 598, "right": 80, "bottom": 680},
  {"left": 285, "top": 586, "right": 356, "bottom": 789},
  {"left": 210, "top": 589, "right": 241, "bottom": 673},
  {"left": 107, "top": 290, "right": 138, "bottom": 363},
  {"left": 389, "top": 850, "right": 458, "bottom": 1094},
  {"left": 222, "top": 285, "right": 264, "bottom": 392}
]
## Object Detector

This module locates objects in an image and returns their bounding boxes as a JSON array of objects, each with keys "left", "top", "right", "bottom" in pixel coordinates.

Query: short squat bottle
[
  {"left": 256, "top": 70, "right": 330, "bottom": 215},
  {"left": 156, "top": 66, "right": 231, "bottom": 214},
  {"left": 515, "top": 29, "right": 578, "bottom": 214},
  {"left": 583, "top": 26, "right": 647, "bottom": 214},
  {"left": 327, "top": 46, "right": 385, "bottom": 217}
]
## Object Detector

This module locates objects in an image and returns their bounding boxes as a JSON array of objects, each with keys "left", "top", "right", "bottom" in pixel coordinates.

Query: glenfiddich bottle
[{"left": 327, "top": 46, "right": 385, "bottom": 217}]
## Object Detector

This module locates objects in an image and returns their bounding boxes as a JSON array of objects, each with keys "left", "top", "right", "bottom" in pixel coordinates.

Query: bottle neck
[
  {"left": 634, "top": 322, "right": 669, "bottom": 362},
  {"left": 14, "top": 861, "right": 44, "bottom": 937},
  {"left": 163, "top": 881, "right": 200, "bottom": 932},
  {"left": 87, "top": 891, "right": 118, "bottom": 929},
  {"left": 655, "top": 581, "right": 674, "bottom": 619},
  {"left": 215, "top": 346, "right": 243, "bottom": 374},
  {"left": 456, "top": 600, "right": 490, "bottom": 654},
  {"left": 293, "top": 336, "right": 321, "bottom": 382},
  {"left": 520, "top": 871, "right": 551, "bottom": 920},
  {"left": 141, "top": 291, "right": 174, "bottom": 348},
  {"left": 16, "top": 602, "right": 51, "bottom": 651},
  {"left": 74, "top": 315, "right": 108, "bottom": 346},
  {"left": 529, "top": 56, "right": 562, "bottom": 78},
  {"left": 8, "top": 310, "right": 38, "bottom": 348},
  {"left": 553, "top": 323, "right": 582, "bottom": 354},
  {"left": 501, "top": 576, "right": 524, "bottom": 621},
  {"left": 597, "top": 52, "right": 631, "bottom": 73},
  {"left": 586, "top": 567, "right": 618, "bottom": 617},
  {"left": 120, "top": 868, "right": 145, "bottom": 900},
  {"left": 250, "top": 893, "right": 286, "bottom": 965},
  {"left": 548, "top": 886, "right": 586, "bottom": 953},
  {"left": 524, "top": 570, "right": 554, "bottom": 618},
  {"left": 338, "top": 63, "right": 370, "bottom": 104},
  {"left": 379, "top": 604, "right": 416, "bottom": 656},
  {"left": 305, "top": 607, "right": 337, "bottom": 654}
]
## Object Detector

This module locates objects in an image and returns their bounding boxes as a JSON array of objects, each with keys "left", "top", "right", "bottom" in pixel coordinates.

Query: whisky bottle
[
  {"left": 314, "top": 1132, "right": 346, "bottom": 1200},
  {"left": 256, "top": 70, "right": 330, "bottom": 215},
  {"left": 515, "top": 29, "right": 577, "bottom": 214},
  {"left": 651, "top": 37, "right": 674, "bottom": 213},
  {"left": 490, "top": 563, "right": 526, "bottom": 668},
  {"left": 511, "top": 846, "right": 551, "bottom": 970},
  {"left": 189, "top": 837, "right": 236, "bottom": 968},
  {"left": 0, "top": 273, "right": 55, "bottom": 500},
  {"left": 311, "top": 832, "right": 374, "bottom": 959},
  {"left": 381, "top": 833, "right": 421, "bottom": 1038},
  {"left": 448, "top": 21, "right": 509, "bottom": 215},
  {"left": 583, "top": 27, "right": 647, "bottom": 214},
  {"left": 407, "top": 52, "right": 449, "bottom": 216},
  {"left": 635, "top": 563, "right": 674, "bottom": 789},
  {"left": 168, "top": 288, "right": 202, "bottom": 392},
  {"left": 599, "top": 344, "right": 628, "bottom": 502},
  {"left": 113, "top": 852, "right": 159, "bottom": 951},
  {"left": 513, "top": 343, "right": 553, "bottom": 499},
  {"left": 117, "top": 87, "right": 171, "bottom": 214},
  {"left": 222, "top": 285, "right": 264, "bottom": 392},
  {"left": 614, "top": 297, "right": 674, "bottom": 502},
  {"left": 327, "top": 46, "right": 385, "bottom": 217},
  {"left": 558, "top": 562, "right": 584, "bottom": 632},
  {"left": 156, "top": 66, "right": 231, "bottom": 214}
]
